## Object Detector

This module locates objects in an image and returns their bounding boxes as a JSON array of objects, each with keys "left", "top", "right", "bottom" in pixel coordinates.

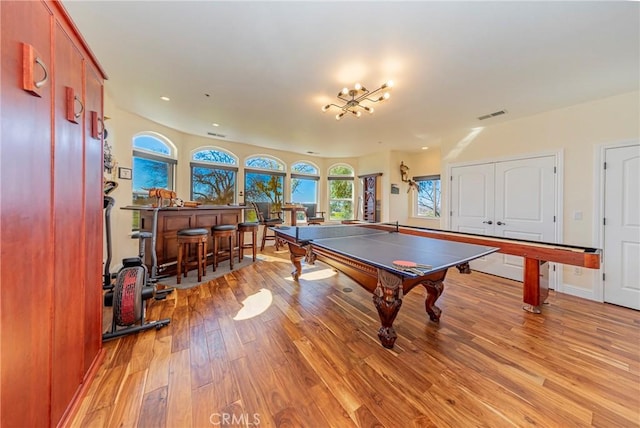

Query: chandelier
[{"left": 322, "top": 80, "right": 393, "bottom": 120}]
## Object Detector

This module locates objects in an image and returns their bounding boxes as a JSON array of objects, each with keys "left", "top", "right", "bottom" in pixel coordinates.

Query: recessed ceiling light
[
  {"left": 421, "top": 146, "right": 429, "bottom": 150},
  {"left": 212, "top": 123, "right": 220, "bottom": 127},
  {"left": 160, "top": 96, "right": 170, "bottom": 101}
]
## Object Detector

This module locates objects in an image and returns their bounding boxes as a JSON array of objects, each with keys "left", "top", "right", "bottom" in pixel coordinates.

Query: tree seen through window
[
  {"left": 190, "top": 148, "right": 237, "bottom": 204},
  {"left": 244, "top": 156, "right": 285, "bottom": 212},
  {"left": 328, "top": 164, "right": 354, "bottom": 221}
]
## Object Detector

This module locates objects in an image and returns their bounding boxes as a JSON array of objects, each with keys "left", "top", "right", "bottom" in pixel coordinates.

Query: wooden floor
[{"left": 71, "top": 246, "right": 640, "bottom": 428}]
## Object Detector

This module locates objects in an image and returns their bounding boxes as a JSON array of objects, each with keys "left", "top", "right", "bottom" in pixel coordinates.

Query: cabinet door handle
[
  {"left": 496, "top": 221, "right": 506, "bottom": 226},
  {"left": 74, "top": 95, "right": 84, "bottom": 119},
  {"left": 66, "top": 87, "right": 84, "bottom": 123},
  {"left": 33, "top": 57, "right": 49, "bottom": 88},
  {"left": 482, "top": 220, "right": 493, "bottom": 225},
  {"left": 22, "top": 43, "right": 49, "bottom": 97},
  {"left": 90, "top": 111, "right": 104, "bottom": 139}
]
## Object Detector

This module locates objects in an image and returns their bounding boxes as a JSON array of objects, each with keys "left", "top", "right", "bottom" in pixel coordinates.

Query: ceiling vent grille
[
  {"left": 478, "top": 110, "right": 507, "bottom": 120},
  {"left": 207, "top": 132, "right": 227, "bottom": 138}
]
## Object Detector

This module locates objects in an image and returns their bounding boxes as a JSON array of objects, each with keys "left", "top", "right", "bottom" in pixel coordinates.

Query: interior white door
[
  {"left": 603, "top": 144, "right": 640, "bottom": 309},
  {"left": 450, "top": 155, "right": 557, "bottom": 281},
  {"left": 492, "top": 156, "right": 557, "bottom": 280},
  {"left": 450, "top": 163, "right": 496, "bottom": 272}
]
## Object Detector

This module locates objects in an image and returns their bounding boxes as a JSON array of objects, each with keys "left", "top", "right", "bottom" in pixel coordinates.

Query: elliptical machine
[{"left": 102, "top": 185, "right": 171, "bottom": 341}]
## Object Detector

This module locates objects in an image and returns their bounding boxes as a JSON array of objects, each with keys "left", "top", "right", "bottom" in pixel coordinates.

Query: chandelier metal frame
[{"left": 322, "top": 81, "right": 393, "bottom": 120}]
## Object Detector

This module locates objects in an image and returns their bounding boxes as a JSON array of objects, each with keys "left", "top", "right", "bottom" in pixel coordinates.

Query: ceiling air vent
[
  {"left": 207, "top": 132, "right": 226, "bottom": 138},
  {"left": 478, "top": 110, "right": 507, "bottom": 121}
]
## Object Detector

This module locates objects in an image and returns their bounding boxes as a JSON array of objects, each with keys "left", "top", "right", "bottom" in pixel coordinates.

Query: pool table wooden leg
[
  {"left": 287, "top": 243, "right": 306, "bottom": 281},
  {"left": 373, "top": 269, "right": 403, "bottom": 349},
  {"left": 422, "top": 279, "right": 444, "bottom": 322}
]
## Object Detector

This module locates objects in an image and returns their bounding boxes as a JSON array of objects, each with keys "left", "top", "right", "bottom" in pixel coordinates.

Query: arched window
[
  {"left": 244, "top": 155, "right": 285, "bottom": 211},
  {"left": 132, "top": 132, "right": 177, "bottom": 206},
  {"left": 291, "top": 161, "right": 320, "bottom": 222},
  {"left": 191, "top": 147, "right": 238, "bottom": 204},
  {"left": 328, "top": 164, "right": 355, "bottom": 221}
]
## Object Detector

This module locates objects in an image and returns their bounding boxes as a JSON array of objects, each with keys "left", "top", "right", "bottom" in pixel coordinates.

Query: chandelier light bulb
[
  {"left": 354, "top": 83, "right": 362, "bottom": 91},
  {"left": 355, "top": 111, "right": 362, "bottom": 118},
  {"left": 322, "top": 104, "right": 330, "bottom": 112},
  {"left": 341, "top": 87, "right": 349, "bottom": 95},
  {"left": 382, "top": 80, "right": 394, "bottom": 89},
  {"left": 383, "top": 92, "right": 390, "bottom": 100},
  {"left": 368, "top": 107, "right": 374, "bottom": 114}
]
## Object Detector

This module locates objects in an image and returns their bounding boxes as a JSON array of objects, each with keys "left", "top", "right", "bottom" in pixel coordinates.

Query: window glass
[
  {"left": 131, "top": 133, "right": 176, "bottom": 228},
  {"left": 133, "top": 135, "right": 171, "bottom": 155},
  {"left": 291, "top": 162, "right": 320, "bottom": 222},
  {"left": 191, "top": 148, "right": 238, "bottom": 204},
  {"left": 245, "top": 156, "right": 286, "bottom": 211},
  {"left": 245, "top": 171, "right": 284, "bottom": 210},
  {"left": 292, "top": 162, "right": 318, "bottom": 175},
  {"left": 414, "top": 175, "right": 441, "bottom": 218},
  {"left": 328, "top": 164, "right": 354, "bottom": 221},
  {"left": 132, "top": 135, "right": 175, "bottom": 206},
  {"left": 245, "top": 156, "right": 284, "bottom": 171}
]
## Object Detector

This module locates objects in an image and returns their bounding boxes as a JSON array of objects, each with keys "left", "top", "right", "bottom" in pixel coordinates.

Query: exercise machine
[{"left": 102, "top": 188, "right": 171, "bottom": 341}]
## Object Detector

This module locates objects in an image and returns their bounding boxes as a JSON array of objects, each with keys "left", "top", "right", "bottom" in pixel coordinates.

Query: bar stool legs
[
  {"left": 237, "top": 222, "right": 259, "bottom": 262},
  {"left": 176, "top": 228, "right": 209, "bottom": 284},
  {"left": 212, "top": 225, "right": 237, "bottom": 272}
]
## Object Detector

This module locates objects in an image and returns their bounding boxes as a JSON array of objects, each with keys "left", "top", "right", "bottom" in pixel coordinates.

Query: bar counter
[{"left": 122, "top": 205, "right": 250, "bottom": 277}]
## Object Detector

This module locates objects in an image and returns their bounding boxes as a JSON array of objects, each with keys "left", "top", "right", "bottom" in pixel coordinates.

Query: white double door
[
  {"left": 450, "top": 155, "right": 557, "bottom": 282},
  {"left": 602, "top": 144, "right": 640, "bottom": 309}
]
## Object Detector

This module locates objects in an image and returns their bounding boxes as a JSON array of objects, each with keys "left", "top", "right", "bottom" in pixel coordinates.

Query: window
[
  {"left": 328, "top": 164, "right": 354, "bottom": 221},
  {"left": 132, "top": 133, "right": 176, "bottom": 205},
  {"left": 291, "top": 161, "right": 319, "bottom": 222},
  {"left": 191, "top": 148, "right": 238, "bottom": 204},
  {"left": 414, "top": 175, "right": 441, "bottom": 218},
  {"left": 244, "top": 156, "right": 285, "bottom": 211},
  {"left": 131, "top": 133, "right": 177, "bottom": 227}
]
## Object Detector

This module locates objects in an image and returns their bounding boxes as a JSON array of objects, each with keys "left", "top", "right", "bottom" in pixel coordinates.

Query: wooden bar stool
[
  {"left": 237, "top": 222, "right": 259, "bottom": 262},
  {"left": 212, "top": 224, "right": 237, "bottom": 271},
  {"left": 176, "top": 228, "right": 209, "bottom": 284}
]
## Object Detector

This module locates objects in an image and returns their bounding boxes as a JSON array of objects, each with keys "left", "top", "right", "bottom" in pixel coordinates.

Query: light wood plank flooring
[{"left": 71, "top": 247, "right": 640, "bottom": 427}]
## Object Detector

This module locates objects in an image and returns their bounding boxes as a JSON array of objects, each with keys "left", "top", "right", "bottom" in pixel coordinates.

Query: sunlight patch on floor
[
  {"left": 284, "top": 267, "right": 337, "bottom": 282},
  {"left": 232, "top": 288, "right": 273, "bottom": 320}
]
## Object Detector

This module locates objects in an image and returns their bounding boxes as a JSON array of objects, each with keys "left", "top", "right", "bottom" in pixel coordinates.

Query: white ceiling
[{"left": 63, "top": 1, "right": 639, "bottom": 158}]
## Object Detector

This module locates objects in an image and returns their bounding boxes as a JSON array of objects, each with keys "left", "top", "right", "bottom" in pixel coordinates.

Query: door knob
[
  {"left": 496, "top": 221, "right": 506, "bottom": 226},
  {"left": 482, "top": 220, "right": 493, "bottom": 225}
]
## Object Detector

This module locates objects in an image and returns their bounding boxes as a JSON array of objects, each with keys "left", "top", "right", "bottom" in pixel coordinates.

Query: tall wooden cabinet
[
  {"left": 359, "top": 173, "right": 382, "bottom": 222},
  {"left": 0, "top": 1, "right": 107, "bottom": 426}
]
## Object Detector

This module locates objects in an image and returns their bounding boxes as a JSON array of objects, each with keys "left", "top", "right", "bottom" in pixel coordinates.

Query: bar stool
[
  {"left": 236, "top": 222, "right": 259, "bottom": 262},
  {"left": 176, "top": 228, "right": 209, "bottom": 284},
  {"left": 211, "top": 224, "right": 237, "bottom": 271}
]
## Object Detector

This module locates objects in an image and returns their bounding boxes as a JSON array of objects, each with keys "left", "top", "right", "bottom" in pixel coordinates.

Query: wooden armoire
[{"left": 0, "top": 1, "right": 107, "bottom": 426}]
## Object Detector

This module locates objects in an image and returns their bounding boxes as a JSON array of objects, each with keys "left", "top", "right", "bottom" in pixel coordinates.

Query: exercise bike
[{"left": 102, "top": 186, "right": 172, "bottom": 341}]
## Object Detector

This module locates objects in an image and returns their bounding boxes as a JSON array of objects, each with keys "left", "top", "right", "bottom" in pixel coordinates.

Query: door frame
[
  {"left": 444, "top": 149, "right": 564, "bottom": 290},
  {"left": 594, "top": 139, "right": 639, "bottom": 303}
]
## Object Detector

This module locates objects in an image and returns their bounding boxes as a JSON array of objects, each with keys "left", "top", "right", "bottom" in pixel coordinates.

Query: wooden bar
[{"left": 133, "top": 206, "right": 247, "bottom": 277}]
